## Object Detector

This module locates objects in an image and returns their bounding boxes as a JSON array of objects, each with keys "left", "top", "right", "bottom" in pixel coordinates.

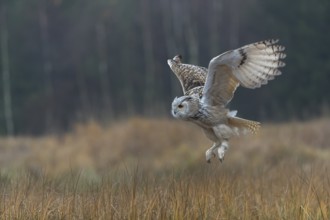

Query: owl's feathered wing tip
[{"left": 233, "top": 39, "right": 286, "bottom": 89}]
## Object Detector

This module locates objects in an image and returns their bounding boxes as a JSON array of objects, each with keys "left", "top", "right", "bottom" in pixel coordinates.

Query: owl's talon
[
  {"left": 217, "top": 151, "right": 225, "bottom": 162},
  {"left": 205, "top": 149, "right": 213, "bottom": 162},
  {"left": 217, "top": 141, "right": 228, "bottom": 163},
  {"left": 205, "top": 144, "right": 218, "bottom": 163}
]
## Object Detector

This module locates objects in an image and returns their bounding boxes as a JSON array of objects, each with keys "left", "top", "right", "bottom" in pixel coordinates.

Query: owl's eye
[{"left": 178, "top": 104, "right": 183, "bottom": 109}]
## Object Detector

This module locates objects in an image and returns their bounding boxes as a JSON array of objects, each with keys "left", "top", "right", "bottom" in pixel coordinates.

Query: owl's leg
[
  {"left": 217, "top": 140, "right": 229, "bottom": 163},
  {"left": 205, "top": 142, "right": 219, "bottom": 163}
]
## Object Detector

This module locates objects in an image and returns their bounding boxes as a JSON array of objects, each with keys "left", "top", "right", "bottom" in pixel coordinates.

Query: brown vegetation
[{"left": 0, "top": 117, "right": 329, "bottom": 219}]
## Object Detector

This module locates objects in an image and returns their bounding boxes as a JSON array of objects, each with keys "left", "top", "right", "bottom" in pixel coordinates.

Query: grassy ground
[{"left": 0, "top": 117, "right": 329, "bottom": 219}]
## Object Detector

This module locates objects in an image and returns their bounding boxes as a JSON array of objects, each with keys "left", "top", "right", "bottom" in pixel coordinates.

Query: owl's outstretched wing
[
  {"left": 201, "top": 39, "right": 286, "bottom": 106},
  {"left": 167, "top": 55, "right": 207, "bottom": 94}
]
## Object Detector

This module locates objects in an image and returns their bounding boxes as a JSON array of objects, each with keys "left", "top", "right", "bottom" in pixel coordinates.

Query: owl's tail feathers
[{"left": 228, "top": 116, "right": 261, "bottom": 134}]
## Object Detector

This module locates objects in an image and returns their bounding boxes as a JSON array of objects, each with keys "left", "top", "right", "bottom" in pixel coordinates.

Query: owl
[{"left": 168, "top": 39, "right": 286, "bottom": 163}]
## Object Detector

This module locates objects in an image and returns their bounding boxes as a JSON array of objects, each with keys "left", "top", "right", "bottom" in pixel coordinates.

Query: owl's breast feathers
[{"left": 188, "top": 104, "right": 228, "bottom": 128}]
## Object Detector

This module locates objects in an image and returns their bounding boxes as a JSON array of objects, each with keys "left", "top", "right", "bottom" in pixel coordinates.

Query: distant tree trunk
[
  {"left": 1, "top": 3, "right": 14, "bottom": 136},
  {"left": 183, "top": 2, "right": 199, "bottom": 65},
  {"left": 228, "top": 0, "right": 240, "bottom": 48},
  {"left": 76, "top": 68, "right": 91, "bottom": 120},
  {"left": 96, "top": 22, "right": 113, "bottom": 119},
  {"left": 160, "top": 0, "right": 176, "bottom": 56},
  {"left": 73, "top": 46, "right": 90, "bottom": 120},
  {"left": 170, "top": 0, "right": 184, "bottom": 53},
  {"left": 160, "top": 0, "right": 181, "bottom": 97},
  {"left": 209, "top": 0, "right": 222, "bottom": 56},
  {"left": 118, "top": 28, "right": 135, "bottom": 115},
  {"left": 140, "top": 0, "right": 156, "bottom": 115},
  {"left": 39, "top": 2, "right": 55, "bottom": 132}
]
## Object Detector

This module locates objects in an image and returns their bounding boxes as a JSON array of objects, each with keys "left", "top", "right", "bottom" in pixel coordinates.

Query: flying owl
[{"left": 168, "top": 39, "right": 286, "bottom": 163}]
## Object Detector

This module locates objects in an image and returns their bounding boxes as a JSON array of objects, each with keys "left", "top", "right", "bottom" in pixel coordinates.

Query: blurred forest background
[
  {"left": 0, "top": 1, "right": 329, "bottom": 217},
  {"left": 0, "top": 0, "right": 330, "bottom": 135}
]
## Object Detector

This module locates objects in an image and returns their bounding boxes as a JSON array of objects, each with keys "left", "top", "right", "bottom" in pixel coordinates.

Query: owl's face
[{"left": 171, "top": 96, "right": 199, "bottom": 120}]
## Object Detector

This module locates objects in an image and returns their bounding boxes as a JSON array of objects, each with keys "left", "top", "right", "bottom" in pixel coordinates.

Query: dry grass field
[{"left": 0, "top": 117, "right": 329, "bottom": 219}]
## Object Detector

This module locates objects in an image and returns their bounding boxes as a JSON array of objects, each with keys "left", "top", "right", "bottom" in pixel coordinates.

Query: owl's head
[{"left": 171, "top": 96, "right": 199, "bottom": 120}]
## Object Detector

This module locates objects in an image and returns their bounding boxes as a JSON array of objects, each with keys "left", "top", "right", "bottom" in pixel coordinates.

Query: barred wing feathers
[
  {"left": 167, "top": 56, "right": 207, "bottom": 94},
  {"left": 202, "top": 39, "right": 286, "bottom": 106}
]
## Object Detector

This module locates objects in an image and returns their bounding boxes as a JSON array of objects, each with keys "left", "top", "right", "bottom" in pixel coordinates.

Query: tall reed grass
[{"left": 0, "top": 117, "right": 329, "bottom": 219}]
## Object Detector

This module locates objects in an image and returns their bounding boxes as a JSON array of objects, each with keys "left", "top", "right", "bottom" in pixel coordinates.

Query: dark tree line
[{"left": 0, "top": 0, "right": 329, "bottom": 135}]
